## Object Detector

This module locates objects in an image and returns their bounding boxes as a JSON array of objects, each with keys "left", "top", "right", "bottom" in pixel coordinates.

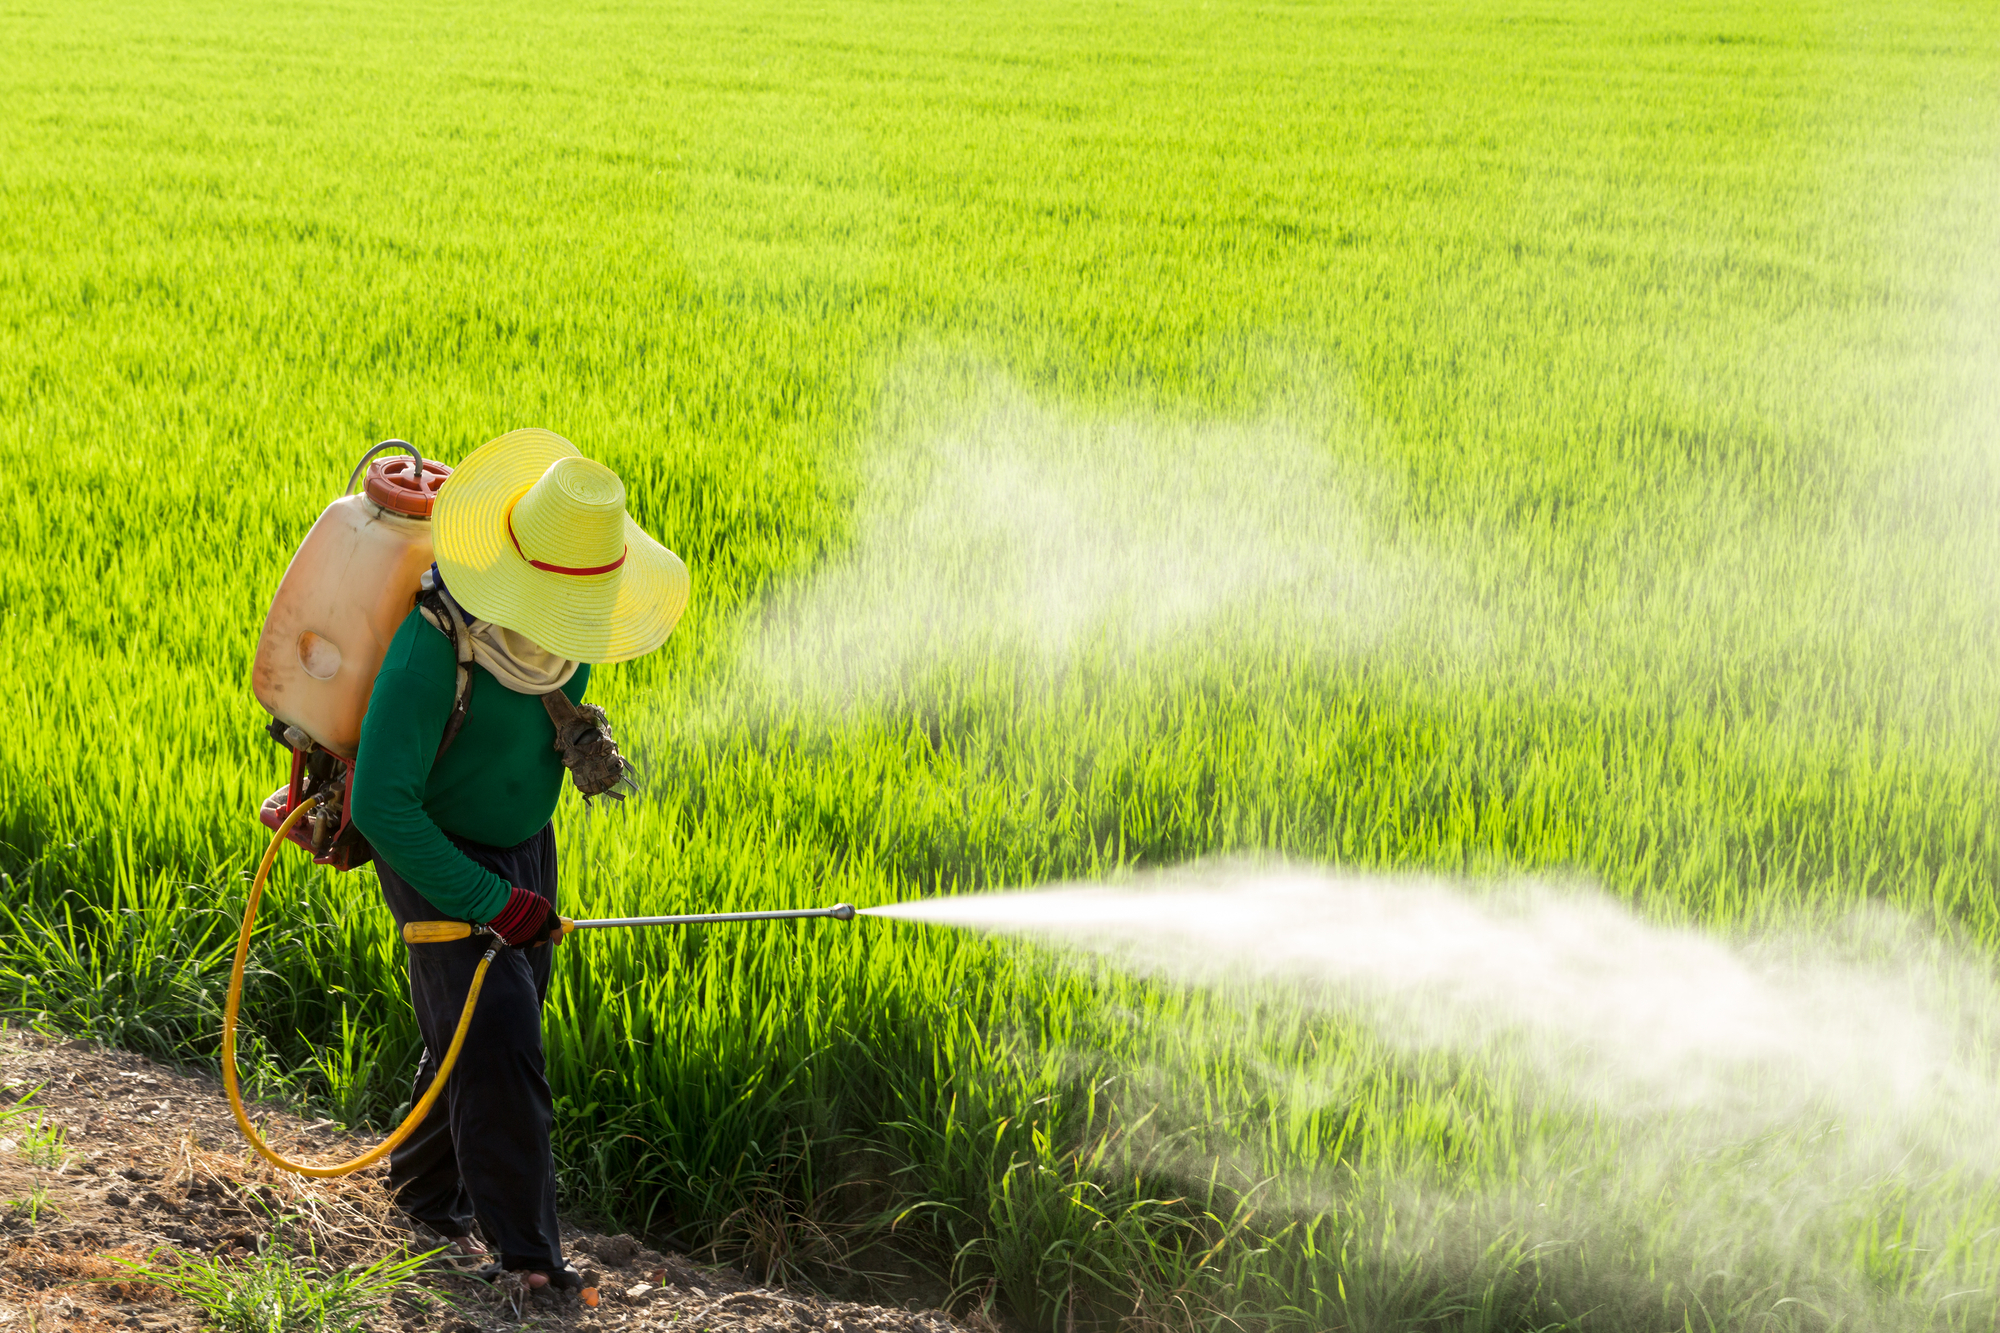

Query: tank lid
[{"left": 365, "top": 456, "right": 453, "bottom": 518}]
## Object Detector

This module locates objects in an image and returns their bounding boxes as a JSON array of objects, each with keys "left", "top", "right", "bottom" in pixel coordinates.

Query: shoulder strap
[{"left": 416, "top": 582, "right": 474, "bottom": 759}]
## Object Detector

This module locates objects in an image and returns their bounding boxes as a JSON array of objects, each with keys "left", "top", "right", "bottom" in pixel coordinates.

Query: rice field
[{"left": 4, "top": 0, "right": 2000, "bottom": 1327}]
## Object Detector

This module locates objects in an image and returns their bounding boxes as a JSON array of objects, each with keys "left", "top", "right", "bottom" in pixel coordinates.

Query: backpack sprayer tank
[{"left": 252, "top": 441, "right": 452, "bottom": 870}]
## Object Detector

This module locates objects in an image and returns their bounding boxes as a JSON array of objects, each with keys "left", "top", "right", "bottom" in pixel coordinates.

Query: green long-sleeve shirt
[{"left": 351, "top": 608, "right": 590, "bottom": 921}]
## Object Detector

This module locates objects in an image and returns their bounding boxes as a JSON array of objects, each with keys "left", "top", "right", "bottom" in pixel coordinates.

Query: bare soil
[{"left": 0, "top": 1029, "right": 980, "bottom": 1333}]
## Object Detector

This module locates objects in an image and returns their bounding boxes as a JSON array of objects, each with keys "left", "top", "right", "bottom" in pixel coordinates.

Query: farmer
[{"left": 351, "top": 428, "right": 688, "bottom": 1289}]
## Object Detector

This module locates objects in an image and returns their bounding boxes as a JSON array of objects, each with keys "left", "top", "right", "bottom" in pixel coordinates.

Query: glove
[{"left": 488, "top": 886, "right": 557, "bottom": 948}]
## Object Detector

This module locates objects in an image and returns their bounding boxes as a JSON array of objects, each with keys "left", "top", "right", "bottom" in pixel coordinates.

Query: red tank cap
[{"left": 365, "top": 456, "right": 453, "bottom": 518}]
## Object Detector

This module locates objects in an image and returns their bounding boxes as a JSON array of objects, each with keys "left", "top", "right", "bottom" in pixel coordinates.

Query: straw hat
[{"left": 431, "top": 429, "right": 690, "bottom": 663}]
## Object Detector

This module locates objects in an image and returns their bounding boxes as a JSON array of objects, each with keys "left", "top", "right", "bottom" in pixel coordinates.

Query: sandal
[{"left": 472, "top": 1261, "right": 584, "bottom": 1291}]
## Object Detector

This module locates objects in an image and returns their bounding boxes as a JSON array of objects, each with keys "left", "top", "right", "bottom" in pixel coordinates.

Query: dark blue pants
[{"left": 374, "top": 823, "right": 563, "bottom": 1273}]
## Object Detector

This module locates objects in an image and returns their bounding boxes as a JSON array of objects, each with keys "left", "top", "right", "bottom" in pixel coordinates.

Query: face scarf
[{"left": 419, "top": 566, "right": 580, "bottom": 695}]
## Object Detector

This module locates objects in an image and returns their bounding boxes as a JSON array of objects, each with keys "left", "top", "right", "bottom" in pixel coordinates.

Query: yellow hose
[{"left": 223, "top": 794, "right": 494, "bottom": 1177}]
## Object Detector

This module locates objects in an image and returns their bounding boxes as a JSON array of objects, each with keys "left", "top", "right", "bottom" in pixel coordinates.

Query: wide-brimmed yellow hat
[{"left": 431, "top": 429, "right": 689, "bottom": 663}]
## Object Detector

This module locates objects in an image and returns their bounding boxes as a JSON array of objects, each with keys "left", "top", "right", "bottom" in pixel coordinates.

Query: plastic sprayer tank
[{"left": 252, "top": 462, "right": 447, "bottom": 757}]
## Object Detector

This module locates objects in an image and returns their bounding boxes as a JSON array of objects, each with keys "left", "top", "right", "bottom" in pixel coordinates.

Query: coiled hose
[{"left": 223, "top": 795, "right": 495, "bottom": 1177}]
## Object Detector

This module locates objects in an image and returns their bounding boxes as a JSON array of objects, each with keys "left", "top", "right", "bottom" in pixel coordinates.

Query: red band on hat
[{"left": 508, "top": 512, "right": 627, "bottom": 576}]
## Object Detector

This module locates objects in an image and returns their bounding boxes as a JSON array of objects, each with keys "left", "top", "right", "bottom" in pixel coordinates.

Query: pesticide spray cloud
[
  {"left": 867, "top": 865, "right": 2000, "bottom": 1324},
  {"left": 867, "top": 864, "right": 1997, "bottom": 1137},
  {"left": 723, "top": 328, "right": 2000, "bottom": 746},
  {"left": 739, "top": 360, "right": 1423, "bottom": 709}
]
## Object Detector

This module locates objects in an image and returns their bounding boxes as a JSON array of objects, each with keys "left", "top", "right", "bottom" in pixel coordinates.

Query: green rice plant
[
  {"left": 0, "top": 837, "right": 417, "bottom": 1125},
  {"left": 0, "top": 1090, "right": 67, "bottom": 1174},
  {"left": 10, "top": 1111, "right": 67, "bottom": 1171},
  {"left": 114, "top": 1231, "right": 443, "bottom": 1333},
  {"left": 0, "top": 880, "right": 238, "bottom": 1060},
  {"left": 307, "top": 1008, "right": 384, "bottom": 1134},
  {"left": 5, "top": 1183, "right": 56, "bottom": 1228}
]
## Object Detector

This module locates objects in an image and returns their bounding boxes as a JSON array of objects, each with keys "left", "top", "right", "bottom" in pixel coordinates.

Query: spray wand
[{"left": 401, "top": 903, "right": 857, "bottom": 943}]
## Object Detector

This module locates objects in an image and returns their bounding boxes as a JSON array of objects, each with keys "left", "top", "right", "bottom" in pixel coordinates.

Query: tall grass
[
  {"left": 117, "top": 1226, "right": 441, "bottom": 1333},
  {"left": 5, "top": 0, "right": 2000, "bottom": 1327}
]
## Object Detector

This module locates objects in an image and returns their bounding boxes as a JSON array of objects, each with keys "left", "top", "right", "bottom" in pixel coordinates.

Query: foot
[
  {"left": 473, "top": 1262, "right": 579, "bottom": 1291},
  {"left": 529, "top": 1262, "right": 584, "bottom": 1291},
  {"left": 408, "top": 1223, "right": 487, "bottom": 1267}
]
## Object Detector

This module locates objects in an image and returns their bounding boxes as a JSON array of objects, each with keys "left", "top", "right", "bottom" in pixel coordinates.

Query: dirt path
[{"left": 0, "top": 1029, "right": 977, "bottom": 1333}]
